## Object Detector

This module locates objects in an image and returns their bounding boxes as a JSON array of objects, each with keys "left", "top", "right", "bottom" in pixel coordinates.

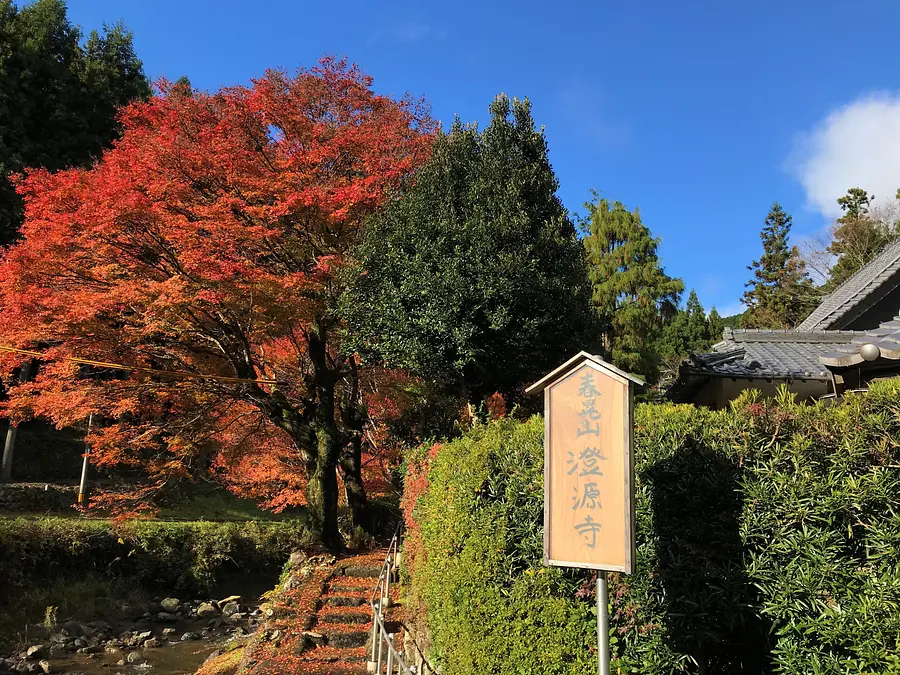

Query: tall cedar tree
[
  {"left": 825, "top": 188, "right": 897, "bottom": 291},
  {"left": 659, "top": 290, "right": 719, "bottom": 361},
  {"left": 707, "top": 306, "right": 725, "bottom": 342},
  {"left": 0, "top": 59, "right": 435, "bottom": 549},
  {"left": 583, "top": 197, "right": 683, "bottom": 382},
  {"left": 0, "top": 0, "right": 150, "bottom": 244},
  {"left": 742, "top": 203, "right": 817, "bottom": 328},
  {"left": 343, "top": 96, "right": 596, "bottom": 403}
]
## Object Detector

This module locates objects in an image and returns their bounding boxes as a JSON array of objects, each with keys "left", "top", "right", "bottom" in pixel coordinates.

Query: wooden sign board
[{"left": 527, "top": 352, "right": 638, "bottom": 573}]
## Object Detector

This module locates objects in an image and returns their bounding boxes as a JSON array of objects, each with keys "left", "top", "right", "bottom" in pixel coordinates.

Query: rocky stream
[{"left": 1, "top": 595, "right": 263, "bottom": 675}]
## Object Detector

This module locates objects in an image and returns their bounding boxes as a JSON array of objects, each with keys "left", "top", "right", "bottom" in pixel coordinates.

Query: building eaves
[{"left": 798, "top": 238, "right": 900, "bottom": 331}]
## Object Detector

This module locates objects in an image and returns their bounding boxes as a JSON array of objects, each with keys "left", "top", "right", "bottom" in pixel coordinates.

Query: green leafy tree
[
  {"left": 660, "top": 290, "right": 712, "bottom": 357},
  {"left": 742, "top": 202, "right": 817, "bottom": 328},
  {"left": 583, "top": 196, "right": 683, "bottom": 382},
  {"left": 658, "top": 290, "right": 722, "bottom": 382},
  {"left": 343, "top": 95, "right": 597, "bottom": 402},
  {"left": 0, "top": 0, "right": 150, "bottom": 244},
  {"left": 707, "top": 306, "right": 724, "bottom": 342},
  {"left": 825, "top": 187, "right": 897, "bottom": 290}
]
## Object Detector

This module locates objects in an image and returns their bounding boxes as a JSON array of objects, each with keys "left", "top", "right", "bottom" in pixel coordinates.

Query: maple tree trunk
[
  {"left": 339, "top": 435, "right": 369, "bottom": 533},
  {"left": 305, "top": 441, "right": 341, "bottom": 551},
  {"left": 305, "top": 327, "right": 344, "bottom": 551}
]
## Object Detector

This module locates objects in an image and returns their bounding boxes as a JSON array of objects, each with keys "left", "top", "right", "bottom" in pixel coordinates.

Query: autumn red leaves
[{"left": 0, "top": 58, "right": 435, "bottom": 546}]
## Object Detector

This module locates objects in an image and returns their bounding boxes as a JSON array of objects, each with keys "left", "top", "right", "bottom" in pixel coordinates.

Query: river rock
[
  {"left": 46, "top": 645, "right": 66, "bottom": 658},
  {"left": 142, "top": 638, "right": 159, "bottom": 649},
  {"left": 72, "top": 639, "right": 87, "bottom": 649},
  {"left": 37, "top": 661, "right": 50, "bottom": 675},
  {"left": 61, "top": 621, "right": 84, "bottom": 637},
  {"left": 224, "top": 613, "right": 245, "bottom": 625},
  {"left": 181, "top": 633, "right": 199, "bottom": 642},
  {"left": 161, "top": 628, "right": 176, "bottom": 637},
  {"left": 115, "top": 660, "right": 125, "bottom": 667},
  {"left": 159, "top": 598, "right": 180, "bottom": 612},
  {"left": 125, "top": 652, "right": 144, "bottom": 665},
  {"left": 287, "top": 551, "right": 308, "bottom": 569},
  {"left": 196, "top": 603, "right": 218, "bottom": 619},
  {"left": 156, "top": 612, "right": 177, "bottom": 622},
  {"left": 216, "top": 595, "right": 241, "bottom": 609},
  {"left": 220, "top": 601, "right": 240, "bottom": 617}
]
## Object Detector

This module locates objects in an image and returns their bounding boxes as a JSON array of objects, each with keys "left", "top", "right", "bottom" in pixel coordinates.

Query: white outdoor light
[{"left": 860, "top": 343, "right": 881, "bottom": 362}]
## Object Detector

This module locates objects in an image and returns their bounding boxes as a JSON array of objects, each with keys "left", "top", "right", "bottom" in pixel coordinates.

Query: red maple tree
[{"left": 0, "top": 57, "right": 435, "bottom": 548}]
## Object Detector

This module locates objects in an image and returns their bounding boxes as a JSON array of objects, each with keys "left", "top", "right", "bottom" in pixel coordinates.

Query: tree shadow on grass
[{"left": 645, "top": 446, "right": 772, "bottom": 674}]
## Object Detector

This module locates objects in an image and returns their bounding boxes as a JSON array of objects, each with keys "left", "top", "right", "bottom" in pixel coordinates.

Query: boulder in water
[
  {"left": 196, "top": 603, "right": 218, "bottom": 619},
  {"left": 159, "top": 598, "right": 180, "bottom": 612}
]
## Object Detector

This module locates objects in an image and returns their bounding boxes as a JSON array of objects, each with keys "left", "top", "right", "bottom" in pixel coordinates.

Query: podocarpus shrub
[
  {"left": 406, "top": 382, "right": 900, "bottom": 674},
  {"left": 0, "top": 518, "right": 313, "bottom": 593}
]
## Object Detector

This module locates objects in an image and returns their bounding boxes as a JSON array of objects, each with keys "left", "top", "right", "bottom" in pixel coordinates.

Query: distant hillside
[{"left": 721, "top": 312, "right": 745, "bottom": 328}]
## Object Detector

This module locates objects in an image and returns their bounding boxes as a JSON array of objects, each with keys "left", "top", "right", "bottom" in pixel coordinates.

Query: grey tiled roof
[
  {"left": 819, "top": 316, "right": 900, "bottom": 367},
  {"left": 682, "top": 328, "right": 862, "bottom": 379},
  {"left": 798, "top": 238, "right": 900, "bottom": 330}
]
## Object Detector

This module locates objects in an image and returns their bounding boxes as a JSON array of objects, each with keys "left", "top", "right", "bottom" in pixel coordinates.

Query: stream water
[{"left": 2, "top": 574, "right": 278, "bottom": 675}]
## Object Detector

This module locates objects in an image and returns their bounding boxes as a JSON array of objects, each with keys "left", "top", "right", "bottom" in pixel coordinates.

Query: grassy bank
[{"left": 0, "top": 517, "right": 314, "bottom": 594}]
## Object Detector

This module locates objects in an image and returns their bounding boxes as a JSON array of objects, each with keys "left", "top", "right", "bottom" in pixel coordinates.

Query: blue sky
[{"left": 66, "top": 0, "right": 900, "bottom": 317}]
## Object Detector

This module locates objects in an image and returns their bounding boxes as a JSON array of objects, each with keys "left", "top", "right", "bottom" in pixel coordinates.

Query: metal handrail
[{"left": 367, "top": 527, "right": 416, "bottom": 674}]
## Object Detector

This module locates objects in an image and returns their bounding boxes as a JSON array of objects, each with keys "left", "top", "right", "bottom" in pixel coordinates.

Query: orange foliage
[{"left": 0, "top": 57, "right": 436, "bottom": 518}]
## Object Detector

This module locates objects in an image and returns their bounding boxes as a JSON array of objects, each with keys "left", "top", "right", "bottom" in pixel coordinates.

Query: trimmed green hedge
[
  {"left": 0, "top": 517, "right": 313, "bottom": 594},
  {"left": 407, "top": 382, "right": 900, "bottom": 674}
]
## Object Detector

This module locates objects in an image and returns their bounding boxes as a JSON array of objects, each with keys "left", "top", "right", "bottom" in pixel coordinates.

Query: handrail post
[
  {"left": 386, "top": 634, "right": 394, "bottom": 673},
  {"left": 376, "top": 620, "right": 384, "bottom": 673},
  {"left": 384, "top": 554, "right": 392, "bottom": 608},
  {"left": 367, "top": 601, "right": 380, "bottom": 673}
]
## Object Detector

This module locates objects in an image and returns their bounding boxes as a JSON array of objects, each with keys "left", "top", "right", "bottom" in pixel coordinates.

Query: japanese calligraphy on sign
[{"left": 527, "top": 353, "right": 638, "bottom": 573}]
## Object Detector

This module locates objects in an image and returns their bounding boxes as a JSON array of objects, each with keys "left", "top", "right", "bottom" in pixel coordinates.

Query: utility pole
[{"left": 0, "top": 361, "right": 33, "bottom": 482}]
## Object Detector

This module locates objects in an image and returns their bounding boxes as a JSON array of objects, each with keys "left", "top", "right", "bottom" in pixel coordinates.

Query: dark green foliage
[
  {"left": 410, "top": 419, "right": 595, "bottom": 675},
  {"left": 721, "top": 311, "right": 745, "bottom": 328},
  {"left": 408, "top": 382, "right": 900, "bottom": 674},
  {"left": 343, "top": 95, "right": 597, "bottom": 402},
  {"left": 0, "top": 518, "right": 312, "bottom": 593},
  {"left": 583, "top": 196, "right": 684, "bottom": 383},
  {"left": 707, "top": 306, "right": 724, "bottom": 341},
  {"left": 742, "top": 203, "right": 818, "bottom": 328},
  {"left": 0, "top": 0, "right": 150, "bottom": 244},
  {"left": 658, "top": 290, "right": 720, "bottom": 379},
  {"left": 825, "top": 188, "right": 898, "bottom": 291}
]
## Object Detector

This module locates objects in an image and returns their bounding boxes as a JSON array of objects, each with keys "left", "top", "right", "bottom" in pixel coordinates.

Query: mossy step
[
  {"left": 323, "top": 629, "right": 370, "bottom": 649},
  {"left": 325, "top": 595, "right": 366, "bottom": 607},
  {"left": 328, "top": 583, "right": 373, "bottom": 595},
  {"left": 319, "top": 610, "right": 370, "bottom": 624},
  {"left": 300, "top": 653, "right": 367, "bottom": 664},
  {"left": 340, "top": 564, "right": 382, "bottom": 578}
]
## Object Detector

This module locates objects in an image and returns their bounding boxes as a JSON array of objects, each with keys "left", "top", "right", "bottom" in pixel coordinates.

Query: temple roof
[
  {"left": 678, "top": 328, "right": 862, "bottom": 380},
  {"left": 798, "top": 238, "right": 900, "bottom": 331}
]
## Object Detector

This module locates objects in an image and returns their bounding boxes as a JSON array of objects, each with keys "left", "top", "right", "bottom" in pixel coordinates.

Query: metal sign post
[
  {"left": 527, "top": 352, "right": 640, "bottom": 675},
  {"left": 598, "top": 571, "right": 609, "bottom": 675},
  {"left": 77, "top": 412, "right": 94, "bottom": 504}
]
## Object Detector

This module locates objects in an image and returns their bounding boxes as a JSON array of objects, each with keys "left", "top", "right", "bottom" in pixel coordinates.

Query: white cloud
[{"left": 789, "top": 92, "right": 900, "bottom": 219}]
